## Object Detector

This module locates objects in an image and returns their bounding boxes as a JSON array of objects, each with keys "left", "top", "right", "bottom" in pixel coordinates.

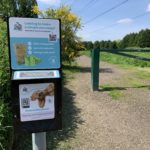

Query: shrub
[
  {"left": 0, "top": 18, "right": 13, "bottom": 150},
  {"left": 33, "top": 5, "right": 83, "bottom": 63}
]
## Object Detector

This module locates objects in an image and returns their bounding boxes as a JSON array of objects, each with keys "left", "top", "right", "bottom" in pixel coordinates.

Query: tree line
[{"left": 83, "top": 28, "right": 150, "bottom": 50}]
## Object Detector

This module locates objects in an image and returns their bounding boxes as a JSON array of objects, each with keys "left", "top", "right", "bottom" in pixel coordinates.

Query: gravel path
[{"left": 64, "top": 56, "right": 150, "bottom": 150}]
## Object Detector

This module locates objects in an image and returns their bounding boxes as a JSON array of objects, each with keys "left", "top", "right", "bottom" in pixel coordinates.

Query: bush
[
  {"left": 0, "top": 100, "right": 13, "bottom": 150},
  {"left": 33, "top": 5, "right": 83, "bottom": 63},
  {"left": 0, "top": 18, "right": 13, "bottom": 150}
]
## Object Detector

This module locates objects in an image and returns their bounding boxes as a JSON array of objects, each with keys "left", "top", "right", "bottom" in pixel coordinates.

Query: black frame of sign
[
  {"left": 7, "top": 17, "right": 62, "bottom": 133},
  {"left": 11, "top": 78, "right": 62, "bottom": 133}
]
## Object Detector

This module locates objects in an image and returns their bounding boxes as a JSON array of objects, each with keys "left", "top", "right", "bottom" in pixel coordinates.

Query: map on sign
[{"left": 8, "top": 17, "right": 60, "bottom": 70}]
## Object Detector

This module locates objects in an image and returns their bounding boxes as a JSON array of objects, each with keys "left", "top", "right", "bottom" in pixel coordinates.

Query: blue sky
[{"left": 37, "top": 0, "right": 150, "bottom": 41}]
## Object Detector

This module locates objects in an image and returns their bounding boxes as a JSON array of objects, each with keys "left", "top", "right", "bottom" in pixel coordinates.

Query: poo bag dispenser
[{"left": 8, "top": 17, "right": 62, "bottom": 133}]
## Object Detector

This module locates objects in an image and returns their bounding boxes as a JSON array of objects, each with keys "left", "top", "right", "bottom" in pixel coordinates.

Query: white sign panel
[
  {"left": 13, "top": 70, "right": 60, "bottom": 80},
  {"left": 19, "top": 83, "right": 55, "bottom": 122}
]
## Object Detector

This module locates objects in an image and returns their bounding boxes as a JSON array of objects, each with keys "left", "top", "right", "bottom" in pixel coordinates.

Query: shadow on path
[
  {"left": 46, "top": 86, "right": 84, "bottom": 149},
  {"left": 63, "top": 65, "right": 113, "bottom": 73}
]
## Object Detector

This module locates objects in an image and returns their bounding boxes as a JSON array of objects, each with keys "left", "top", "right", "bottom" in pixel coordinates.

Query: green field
[{"left": 80, "top": 50, "right": 150, "bottom": 67}]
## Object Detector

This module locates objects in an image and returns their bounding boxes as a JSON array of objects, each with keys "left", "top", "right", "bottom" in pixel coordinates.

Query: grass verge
[
  {"left": 80, "top": 50, "right": 150, "bottom": 67},
  {"left": 108, "top": 90, "right": 124, "bottom": 100},
  {"left": 100, "top": 84, "right": 124, "bottom": 100},
  {"left": 62, "top": 62, "right": 81, "bottom": 85}
]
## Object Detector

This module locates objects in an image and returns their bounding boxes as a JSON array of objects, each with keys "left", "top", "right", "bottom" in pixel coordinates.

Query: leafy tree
[
  {"left": 120, "top": 34, "right": 130, "bottom": 48},
  {"left": 83, "top": 41, "right": 93, "bottom": 50},
  {"left": 82, "top": 41, "right": 93, "bottom": 50},
  {"left": 94, "top": 41, "right": 100, "bottom": 48},
  {"left": 99, "top": 40, "right": 105, "bottom": 49},
  {"left": 109, "top": 41, "right": 118, "bottom": 49},
  {"left": 127, "top": 33, "right": 138, "bottom": 47},
  {"left": 33, "top": 5, "right": 82, "bottom": 63},
  {"left": 137, "top": 29, "right": 150, "bottom": 48},
  {"left": 14, "top": 0, "right": 38, "bottom": 17},
  {"left": 87, "top": 41, "right": 93, "bottom": 50},
  {"left": 107, "top": 40, "right": 111, "bottom": 49},
  {"left": 103, "top": 40, "right": 110, "bottom": 48},
  {"left": 0, "top": 0, "right": 13, "bottom": 18},
  {"left": 79, "top": 28, "right": 150, "bottom": 51},
  {"left": 118, "top": 29, "right": 150, "bottom": 48},
  {"left": 0, "top": 0, "right": 38, "bottom": 19},
  {"left": 106, "top": 41, "right": 118, "bottom": 49}
]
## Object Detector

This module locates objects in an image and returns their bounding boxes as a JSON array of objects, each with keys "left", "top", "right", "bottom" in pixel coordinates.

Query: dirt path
[{"left": 62, "top": 56, "right": 150, "bottom": 150}]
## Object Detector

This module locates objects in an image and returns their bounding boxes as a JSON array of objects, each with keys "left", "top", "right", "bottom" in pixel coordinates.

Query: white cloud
[
  {"left": 117, "top": 18, "right": 133, "bottom": 24},
  {"left": 38, "top": 0, "right": 60, "bottom": 6},
  {"left": 147, "top": 4, "right": 150, "bottom": 12}
]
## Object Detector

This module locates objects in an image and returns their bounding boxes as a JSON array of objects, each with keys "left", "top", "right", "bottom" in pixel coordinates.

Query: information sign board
[{"left": 8, "top": 17, "right": 60, "bottom": 70}]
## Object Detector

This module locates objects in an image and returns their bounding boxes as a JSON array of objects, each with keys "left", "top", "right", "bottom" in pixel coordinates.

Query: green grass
[
  {"left": 0, "top": 100, "right": 13, "bottom": 150},
  {"left": 100, "top": 80, "right": 150, "bottom": 100},
  {"left": 108, "top": 90, "right": 124, "bottom": 100},
  {"left": 100, "top": 84, "right": 124, "bottom": 100},
  {"left": 133, "top": 70, "right": 150, "bottom": 80},
  {"left": 120, "top": 76, "right": 150, "bottom": 91},
  {"left": 62, "top": 63, "right": 81, "bottom": 85},
  {"left": 101, "top": 52, "right": 150, "bottom": 67},
  {"left": 80, "top": 50, "right": 150, "bottom": 67},
  {"left": 144, "top": 86, "right": 150, "bottom": 90},
  {"left": 100, "top": 84, "right": 124, "bottom": 91},
  {"left": 80, "top": 50, "right": 150, "bottom": 82},
  {"left": 123, "top": 76, "right": 144, "bottom": 87},
  {"left": 79, "top": 50, "right": 91, "bottom": 57}
]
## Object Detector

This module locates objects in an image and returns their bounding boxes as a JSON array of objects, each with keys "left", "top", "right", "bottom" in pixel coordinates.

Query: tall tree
[
  {"left": 33, "top": 5, "right": 82, "bottom": 63},
  {"left": 14, "top": 0, "right": 38, "bottom": 17},
  {"left": 94, "top": 41, "right": 100, "bottom": 48},
  {"left": 0, "top": 0, "right": 14, "bottom": 17},
  {"left": 109, "top": 41, "right": 118, "bottom": 49},
  {"left": 87, "top": 41, "right": 93, "bottom": 50},
  {"left": 0, "top": 0, "right": 38, "bottom": 19},
  {"left": 118, "top": 29, "right": 150, "bottom": 48},
  {"left": 99, "top": 40, "right": 105, "bottom": 49},
  {"left": 137, "top": 29, "right": 150, "bottom": 48},
  {"left": 127, "top": 33, "right": 138, "bottom": 47}
]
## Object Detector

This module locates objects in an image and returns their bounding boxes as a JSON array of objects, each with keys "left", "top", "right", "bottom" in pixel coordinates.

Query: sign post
[
  {"left": 32, "top": 132, "right": 46, "bottom": 150},
  {"left": 8, "top": 17, "right": 62, "bottom": 149}
]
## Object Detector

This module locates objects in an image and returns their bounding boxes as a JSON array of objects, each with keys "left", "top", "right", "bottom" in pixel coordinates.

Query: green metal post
[{"left": 91, "top": 48, "right": 100, "bottom": 91}]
